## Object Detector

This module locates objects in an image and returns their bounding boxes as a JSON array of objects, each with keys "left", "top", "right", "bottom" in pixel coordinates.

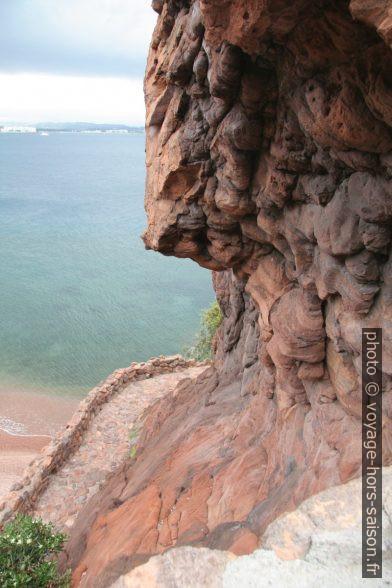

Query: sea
[{"left": 0, "top": 132, "right": 213, "bottom": 398}]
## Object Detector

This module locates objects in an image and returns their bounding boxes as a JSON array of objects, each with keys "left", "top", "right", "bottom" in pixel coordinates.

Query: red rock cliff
[{"left": 66, "top": 2, "right": 392, "bottom": 585}]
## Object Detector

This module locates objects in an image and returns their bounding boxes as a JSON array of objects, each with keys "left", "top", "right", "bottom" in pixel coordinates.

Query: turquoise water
[{"left": 0, "top": 133, "right": 213, "bottom": 397}]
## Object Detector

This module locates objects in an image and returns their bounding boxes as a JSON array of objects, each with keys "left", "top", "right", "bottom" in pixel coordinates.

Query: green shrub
[
  {"left": 185, "top": 299, "right": 223, "bottom": 360},
  {"left": 0, "top": 514, "right": 70, "bottom": 587}
]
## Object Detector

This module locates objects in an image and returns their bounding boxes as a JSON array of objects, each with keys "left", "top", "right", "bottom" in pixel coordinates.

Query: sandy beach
[
  {"left": 0, "top": 387, "right": 79, "bottom": 498},
  {"left": 0, "top": 429, "right": 50, "bottom": 497}
]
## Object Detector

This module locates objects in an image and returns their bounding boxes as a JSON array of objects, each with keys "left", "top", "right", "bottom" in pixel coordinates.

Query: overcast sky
[{"left": 0, "top": 0, "right": 157, "bottom": 124}]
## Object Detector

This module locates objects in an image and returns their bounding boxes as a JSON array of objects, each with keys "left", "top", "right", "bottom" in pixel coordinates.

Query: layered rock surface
[
  {"left": 110, "top": 467, "right": 392, "bottom": 587},
  {"left": 63, "top": 1, "right": 392, "bottom": 585}
]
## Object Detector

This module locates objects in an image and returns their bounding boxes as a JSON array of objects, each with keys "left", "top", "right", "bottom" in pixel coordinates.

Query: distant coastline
[{"left": 0, "top": 122, "right": 145, "bottom": 134}]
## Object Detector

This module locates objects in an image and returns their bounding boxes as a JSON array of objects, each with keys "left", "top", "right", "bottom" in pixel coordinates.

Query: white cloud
[
  {"left": 0, "top": 0, "right": 157, "bottom": 77},
  {"left": 0, "top": 73, "right": 145, "bottom": 124},
  {"left": 39, "top": 0, "right": 156, "bottom": 59}
]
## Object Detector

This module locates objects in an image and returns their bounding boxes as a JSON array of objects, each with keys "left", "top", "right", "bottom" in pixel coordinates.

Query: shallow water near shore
[{"left": 0, "top": 133, "right": 213, "bottom": 399}]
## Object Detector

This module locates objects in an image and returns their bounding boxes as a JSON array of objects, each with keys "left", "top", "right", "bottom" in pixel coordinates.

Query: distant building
[{"left": 0, "top": 126, "right": 37, "bottom": 133}]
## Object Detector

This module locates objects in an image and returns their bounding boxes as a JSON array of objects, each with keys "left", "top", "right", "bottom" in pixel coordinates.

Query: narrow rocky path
[{"left": 33, "top": 366, "right": 204, "bottom": 530}]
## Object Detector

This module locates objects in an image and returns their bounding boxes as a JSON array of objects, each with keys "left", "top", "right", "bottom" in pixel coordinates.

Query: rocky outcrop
[
  {"left": 62, "top": 1, "right": 392, "bottom": 584},
  {"left": 142, "top": 0, "right": 392, "bottom": 445},
  {"left": 141, "top": 0, "right": 392, "bottom": 535},
  {"left": 110, "top": 466, "right": 392, "bottom": 587}
]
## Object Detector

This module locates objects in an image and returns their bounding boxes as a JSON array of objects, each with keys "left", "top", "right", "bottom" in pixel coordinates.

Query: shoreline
[
  {"left": 0, "top": 429, "right": 50, "bottom": 450},
  {"left": 0, "top": 386, "right": 80, "bottom": 498},
  {"left": 0, "top": 386, "right": 80, "bottom": 437},
  {"left": 0, "top": 429, "right": 50, "bottom": 498},
  {"left": 0, "top": 427, "right": 51, "bottom": 439}
]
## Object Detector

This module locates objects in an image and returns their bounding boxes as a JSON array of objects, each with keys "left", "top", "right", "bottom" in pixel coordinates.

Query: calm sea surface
[{"left": 0, "top": 133, "right": 213, "bottom": 397}]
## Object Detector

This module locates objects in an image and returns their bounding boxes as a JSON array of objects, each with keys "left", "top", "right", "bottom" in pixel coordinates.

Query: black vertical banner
[{"left": 362, "top": 328, "right": 382, "bottom": 578}]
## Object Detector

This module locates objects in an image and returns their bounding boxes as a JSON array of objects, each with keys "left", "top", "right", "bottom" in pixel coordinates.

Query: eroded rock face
[
  {"left": 110, "top": 467, "right": 392, "bottom": 587},
  {"left": 143, "top": 0, "right": 392, "bottom": 472},
  {"left": 65, "top": 1, "right": 392, "bottom": 585}
]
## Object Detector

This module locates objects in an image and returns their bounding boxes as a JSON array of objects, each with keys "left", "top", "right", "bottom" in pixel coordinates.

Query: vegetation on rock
[
  {"left": 128, "top": 424, "right": 140, "bottom": 459},
  {"left": 185, "top": 300, "right": 223, "bottom": 360},
  {"left": 0, "top": 514, "right": 69, "bottom": 587}
]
